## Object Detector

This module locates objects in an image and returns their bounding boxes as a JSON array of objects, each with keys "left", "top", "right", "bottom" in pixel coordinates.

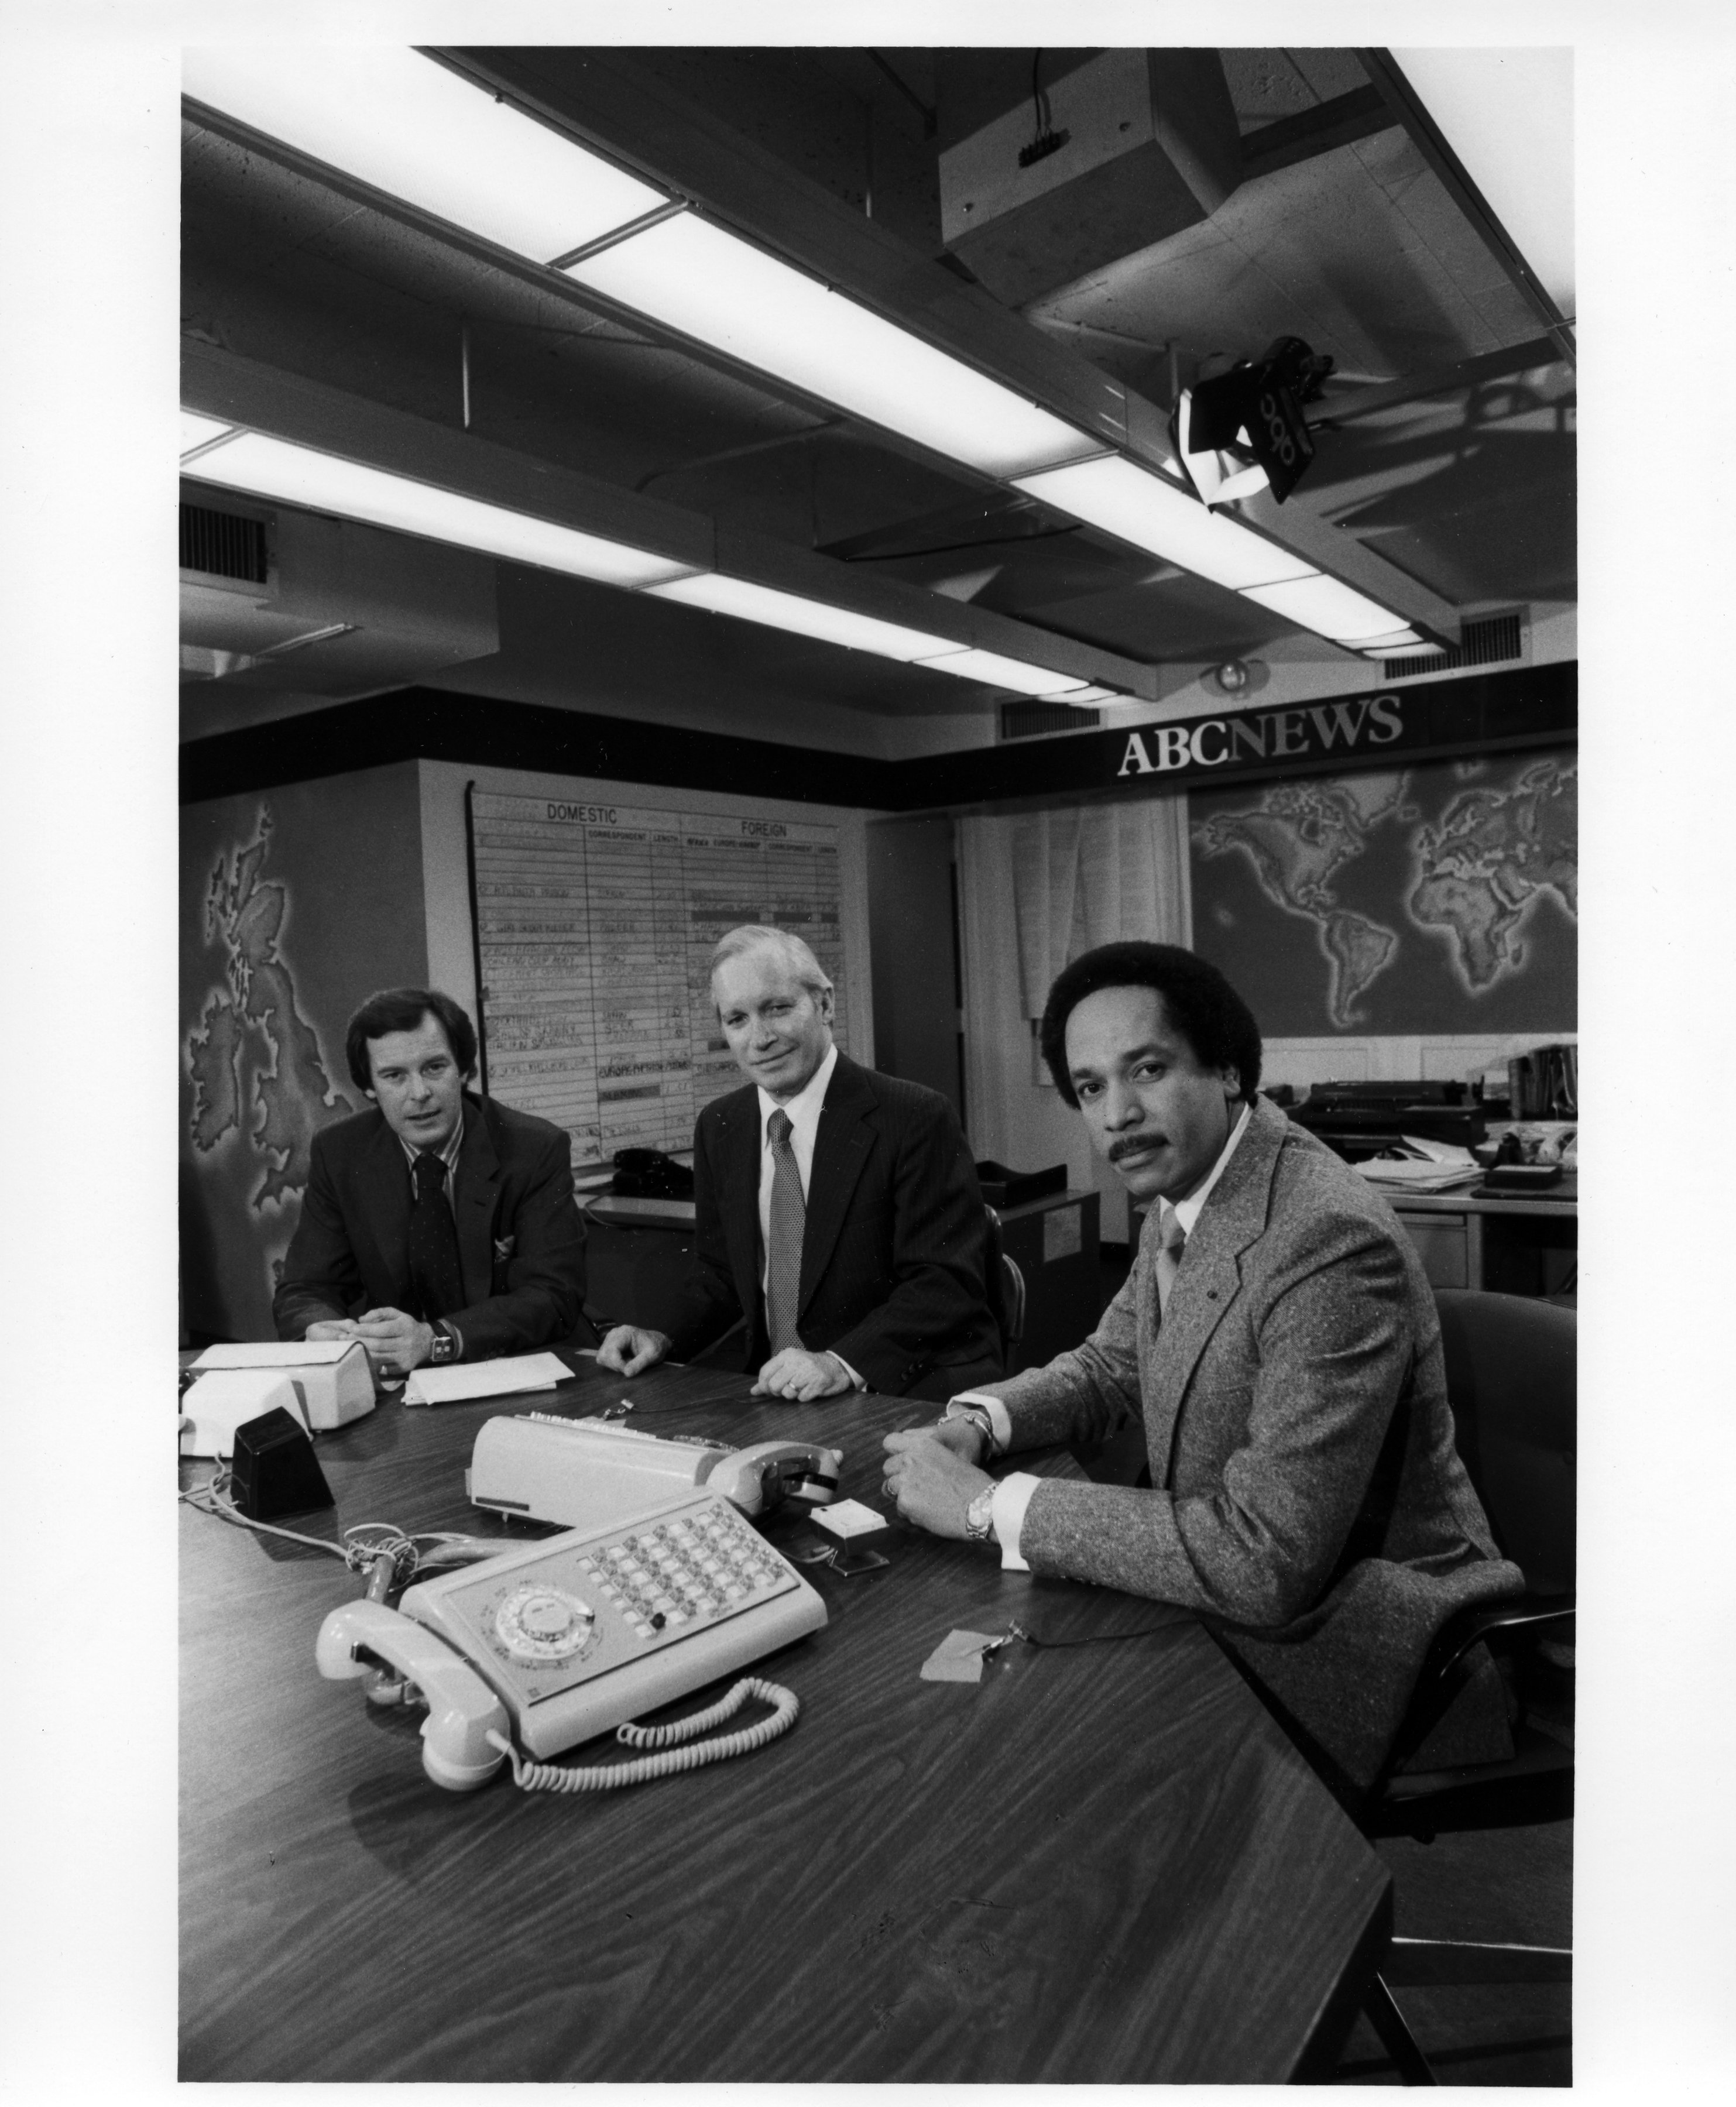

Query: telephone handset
[
  {"left": 466, "top": 1412, "right": 841, "bottom": 1533},
  {"left": 317, "top": 1487, "right": 827, "bottom": 1792}
]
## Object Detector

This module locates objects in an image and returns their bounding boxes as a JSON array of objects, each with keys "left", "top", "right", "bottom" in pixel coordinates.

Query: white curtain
[{"left": 991, "top": 795, "right": 1193, "bottom": 1021}]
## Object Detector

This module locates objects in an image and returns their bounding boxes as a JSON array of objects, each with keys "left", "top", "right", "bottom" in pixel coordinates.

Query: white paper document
[
  {"left": 403, "top": 1351, "right": 572, "bottom": 1406},
  {"left": 1355, "top": 1159, "right": 1484, "bottom": 1193}
]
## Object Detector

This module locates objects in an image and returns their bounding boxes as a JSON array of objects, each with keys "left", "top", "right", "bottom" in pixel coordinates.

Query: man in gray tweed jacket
[{"left": 883, "top": 942, "right": 1522, "bottom": 1797}]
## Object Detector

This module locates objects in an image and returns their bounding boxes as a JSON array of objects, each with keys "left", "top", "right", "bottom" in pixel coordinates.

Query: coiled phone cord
[{"left": 486, "top": 1677, "right": 800, "bottom": 1793}]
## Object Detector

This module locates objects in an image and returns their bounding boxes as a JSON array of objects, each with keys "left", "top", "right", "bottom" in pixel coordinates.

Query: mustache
[{"left": 1107, "top": 1134, "right": 1164, "bottom": 1164}]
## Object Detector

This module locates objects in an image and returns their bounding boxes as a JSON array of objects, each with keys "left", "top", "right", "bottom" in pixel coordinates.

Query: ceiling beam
[
  {"left": 1356, "top": 49, "right": 1574, "bottom": 368},
  {"left": 1310, "top": 336, "right": 1569, "bottom": 427},
  {"left": 1238, "top": 84, "right": 1396, "bottom": 183},
  {"left": 453, "top": 45, "right": 1464, "bottom": 641},
  {"left": 180, "top": 343, "right": 1160, "bottom": 701}
]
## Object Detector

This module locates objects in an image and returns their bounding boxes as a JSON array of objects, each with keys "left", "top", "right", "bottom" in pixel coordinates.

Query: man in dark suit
[
  {"left": 273, "top": 987, "right": 589, "bottom": 1376},
  {"left": 598, "top": 926, "right": 1001, "bottom": 1403},
  {"left": 882, "top": 943, "right": 1522, "bottom": 1796}
]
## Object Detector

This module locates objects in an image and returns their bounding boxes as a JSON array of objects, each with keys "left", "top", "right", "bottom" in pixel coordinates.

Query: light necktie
[
  {"left": 1155, "top": 1205, "right": 1188, "bottom": 1321},
  {"left": 408, "top": 1150, "right": 465, "bottom": 1322},
  {"left": 764, "top": 1108, "right": 806, "bottom": 1354}
]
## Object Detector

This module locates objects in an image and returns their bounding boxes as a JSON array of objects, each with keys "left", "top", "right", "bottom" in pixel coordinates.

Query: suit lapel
[
  {"left": 798, "top": 1055, "right": 874, "bottom": 1320},
  {"left": 454, "top": 1096, "right": 502, "bottom": 1306},
  {"left": 1143, "top": 1099, "right": 1286, "bottom": 1484},
  {"left": 355, "top": 1117, "right": 415, "bottom": 1308},
  {"left": 712, "top": 1089, "right": 766, "bottom": 1322}
]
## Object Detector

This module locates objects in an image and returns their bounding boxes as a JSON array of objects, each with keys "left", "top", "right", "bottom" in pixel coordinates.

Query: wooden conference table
[{"left": 180, "top": 1356, "right": 1391, "bottom": 2082}]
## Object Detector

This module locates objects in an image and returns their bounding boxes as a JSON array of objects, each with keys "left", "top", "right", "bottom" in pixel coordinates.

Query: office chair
[
  {"left": 1356, "top": 1289, "right": 1577, "bottom": 2085},
  {"left": 982, "top": 1205, "right": 1026, "bottom": 1377}
]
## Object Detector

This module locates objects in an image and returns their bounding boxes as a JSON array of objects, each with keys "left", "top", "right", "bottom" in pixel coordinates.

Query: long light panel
[
  {"left": 643, "top": 572, "right": 961, "bottom": 663},
  {"left": 184, "top": 429, "right": 701, "bottom": 589},
  {"left": 180, "top": 418, "right": 1111, "bottom": 699},
  {"left": 181, "top": 46, "right": 1429, "bottom": 660},
  {"left": 182, "top": 46, "right": 665, "bottom": 265},
  {"left": 565, "top": 212, "right": 1096, "bottom": 482}
]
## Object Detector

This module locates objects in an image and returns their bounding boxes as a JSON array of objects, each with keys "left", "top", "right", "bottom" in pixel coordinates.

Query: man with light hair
[{"left": 599, "top": 924, "right": 1001, "bottom": 1402}]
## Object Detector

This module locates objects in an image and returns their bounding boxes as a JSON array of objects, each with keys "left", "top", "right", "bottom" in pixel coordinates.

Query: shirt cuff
[
  {"left": 825, "top": 1351, "right": 866, "bottom": 1391},
  {"left": 949, "top": 1389, "right": 1013, "bottom": 1455},
  {"left": 989, "top": 1471, "right": 1043, "bottom": 1570}
]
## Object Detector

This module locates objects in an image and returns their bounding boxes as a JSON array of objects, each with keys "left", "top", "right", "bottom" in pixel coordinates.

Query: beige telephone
[
  {"left": 317, "top": 1487, "right": 827, "bottom": 1792},
  {"left": 466, "top": 1412, "right": 842, "bottom": 1532}
]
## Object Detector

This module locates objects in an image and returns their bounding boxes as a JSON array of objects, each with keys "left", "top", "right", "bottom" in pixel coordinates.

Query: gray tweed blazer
[{"left": 982, "top": 1095, "right": 1524, "bottom": 1794}]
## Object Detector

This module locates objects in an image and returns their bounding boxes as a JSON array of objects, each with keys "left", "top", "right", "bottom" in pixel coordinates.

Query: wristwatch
[
  {"left": 427, "top": 1322, "right": 459, "bottom": 1367},
  {"left": 964, "top": 1484, "right": 997, "bottom": 1545}
]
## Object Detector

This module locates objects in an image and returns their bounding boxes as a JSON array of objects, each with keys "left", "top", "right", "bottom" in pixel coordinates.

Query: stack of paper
[
  {"left": 403, "top": 1351, "right": 572, "bottom": 1407},
  {"left": 1356, "top": 1135, "right": 1484, "bottom": 1195}
]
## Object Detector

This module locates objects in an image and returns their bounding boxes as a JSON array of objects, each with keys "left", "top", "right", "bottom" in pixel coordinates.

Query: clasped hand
[
  {"left": 596, "top": 1330, "right": 854, "bottom": 1401},
  {"left": 881, "top": 1420, "right": 994, "bottom": 1539},
  {"left": 308, "top": 1309, "right": 432, "bottom": 1376},
  {"left": 596, "top": 1325, "right": 673, "bottom": 1377}
]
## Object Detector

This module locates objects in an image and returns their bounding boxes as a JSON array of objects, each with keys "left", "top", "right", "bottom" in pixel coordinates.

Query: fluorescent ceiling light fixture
[
  {"left": 181, "top": 410, "right": 233, "bottom": 455},
  {"left": 1052, "top": 684, "right": 1121, "bottom": 706},
  {"left": 1352, "top": 628, "right": 1427, "bottom": 652},
  {"left": 568, "top": 212, "right": 1099, "bottom": 482},
  {"left": 183, "top": 428, "right": 699, "bottom": 589},
  {"left": 1238, "top": 574, "right": 1413, "bottom": 644},
  {"left": 643, "top": 576, "right": 1098, "bottom": 696},
  {"left": 182, "top": 46, "right": 665, "bottom": 266},
  {"left": 1370, "top": 639, "right": 1437, "bottom": 658},
  {"left": 912, "top": 647, "right": 1096, "bottom": 698},
  {"left": 642, "top": 572, "right": 964, "bottom": 661},
  {"left": 1013, "top": 455, "right": 1316, "bottom": 592}
]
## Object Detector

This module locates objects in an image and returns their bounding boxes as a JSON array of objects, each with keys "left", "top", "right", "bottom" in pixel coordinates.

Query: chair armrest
[{"left": 1421, "top": 1594, "right": 1575, "bottom": 1690}]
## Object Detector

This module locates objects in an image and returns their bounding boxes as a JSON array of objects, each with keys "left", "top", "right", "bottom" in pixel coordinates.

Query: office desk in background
[
  {"left": 1390, "top": 1175, "right": 1577, "bottom": 1296},
  {"left": 582, "top": 1185, "right": 1101, "bottom": 1375},
  {"left": 180, "top": 1358, "right": 1390, "bottom": 2082}
]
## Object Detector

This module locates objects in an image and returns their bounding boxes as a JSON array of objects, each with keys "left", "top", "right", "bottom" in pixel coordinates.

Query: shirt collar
[
  {"left": 757, "top": 1042, "right": 838, "bottom": 1135},
  {"left": 399, "top": 1107, "right": 465, "bottom": 1181},
  {"left": 1169, "top": 1100, "right": 1252, "bottom": 1238}
]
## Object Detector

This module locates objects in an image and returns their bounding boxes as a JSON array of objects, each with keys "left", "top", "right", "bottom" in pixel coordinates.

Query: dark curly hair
[
  {"left": 1037, "top": 943, "right": 1262, "bottom": 1109},
  {"left": 345, "top": 987, "right": 479, "bottom": 1094}
]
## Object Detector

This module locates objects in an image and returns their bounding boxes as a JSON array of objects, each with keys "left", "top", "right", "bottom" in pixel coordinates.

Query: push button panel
[{"left": 434, "top": 1492, "right": 800, "bottom": 1707}]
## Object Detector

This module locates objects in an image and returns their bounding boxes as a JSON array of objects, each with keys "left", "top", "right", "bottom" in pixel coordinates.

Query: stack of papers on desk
[
  {"left": 403, "top": 1351, "right": 571, "bottom": 1407},
  {"left": 1356, "top": 1137, "right": 1484, "bottom": 1194}
]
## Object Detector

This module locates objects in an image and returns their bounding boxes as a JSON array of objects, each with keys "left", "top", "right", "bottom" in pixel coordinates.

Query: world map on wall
[
  {"left": 186, "top": 806, "right": 354, "bottom": 1207},
  {"left": 1189, "top": 753, "right": 1577, "bottom": 1035}
]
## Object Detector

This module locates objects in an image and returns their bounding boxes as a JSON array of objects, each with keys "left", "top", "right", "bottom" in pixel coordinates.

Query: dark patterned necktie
[
  {"left": 408, "top": 1150, "right": 465, "bottom": 1322},
  {"left": 764, "top": 1108, "right": 806, "bottom": 1354}
]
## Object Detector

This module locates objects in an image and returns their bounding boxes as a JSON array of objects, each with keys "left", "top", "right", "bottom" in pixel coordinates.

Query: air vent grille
[
  {"left": 181, "top": 503, "right": 268, "bottom": 585},
  {"left": 999, "top": 699, "right": 1102, "bottom": 740},
  {"left": 1384, "top": 611, "right": 1523, "bottom": 681}
]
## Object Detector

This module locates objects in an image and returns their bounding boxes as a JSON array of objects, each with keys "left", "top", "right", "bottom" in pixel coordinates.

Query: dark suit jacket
[
  {"left": 273, "top": 1092, "right": 590, "bottom": 1360},
  {"left": 980, "top": 1096, "right": 1524, "bottom": 1796},
  {"left": 665, "top": 1052, "right": 1002, "bottom": 1398}
]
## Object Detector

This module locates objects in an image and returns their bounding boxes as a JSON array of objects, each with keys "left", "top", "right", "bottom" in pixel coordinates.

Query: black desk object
[{"left": 180, "top": 1358, "right": 1390, "bottom": 2081}]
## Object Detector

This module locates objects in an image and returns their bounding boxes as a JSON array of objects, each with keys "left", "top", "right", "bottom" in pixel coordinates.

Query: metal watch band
[
  {"left": 943, "top": 1402, "right": 999, "bottom": 1460},
  {"left": 964, "top": 1484, "right": 997, "bottom": 1544}
]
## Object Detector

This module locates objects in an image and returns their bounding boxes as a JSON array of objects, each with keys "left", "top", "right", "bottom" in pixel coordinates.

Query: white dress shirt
[
  {"left": 960, "top": 1101, "right": 1254, "bottom": 1567},
  {"left": 754, "top": 1044, "right": 862, "bottom": 1386}
]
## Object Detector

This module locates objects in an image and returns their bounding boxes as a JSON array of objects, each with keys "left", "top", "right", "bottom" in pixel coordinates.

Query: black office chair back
[
  {"left": 1433, "top": 1289, "right": 1576, "bottom": 1597},
  {"left": 982, "top": 1205, "right": 1025, "bottom": 1372}
]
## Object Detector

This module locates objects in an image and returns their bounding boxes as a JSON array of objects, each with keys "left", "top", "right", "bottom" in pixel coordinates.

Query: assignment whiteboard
[{"left": 470, "top": 790, "right": 849, "bottom": 1169}]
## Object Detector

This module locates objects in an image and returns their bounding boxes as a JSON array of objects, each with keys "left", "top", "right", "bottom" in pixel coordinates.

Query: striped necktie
[
  {"left": 764, "top": 1108, "right": 805, "bottom": 1354},
  {"left": 1155, "top": 1205, "right": 1188, "bottom": 1320}
]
